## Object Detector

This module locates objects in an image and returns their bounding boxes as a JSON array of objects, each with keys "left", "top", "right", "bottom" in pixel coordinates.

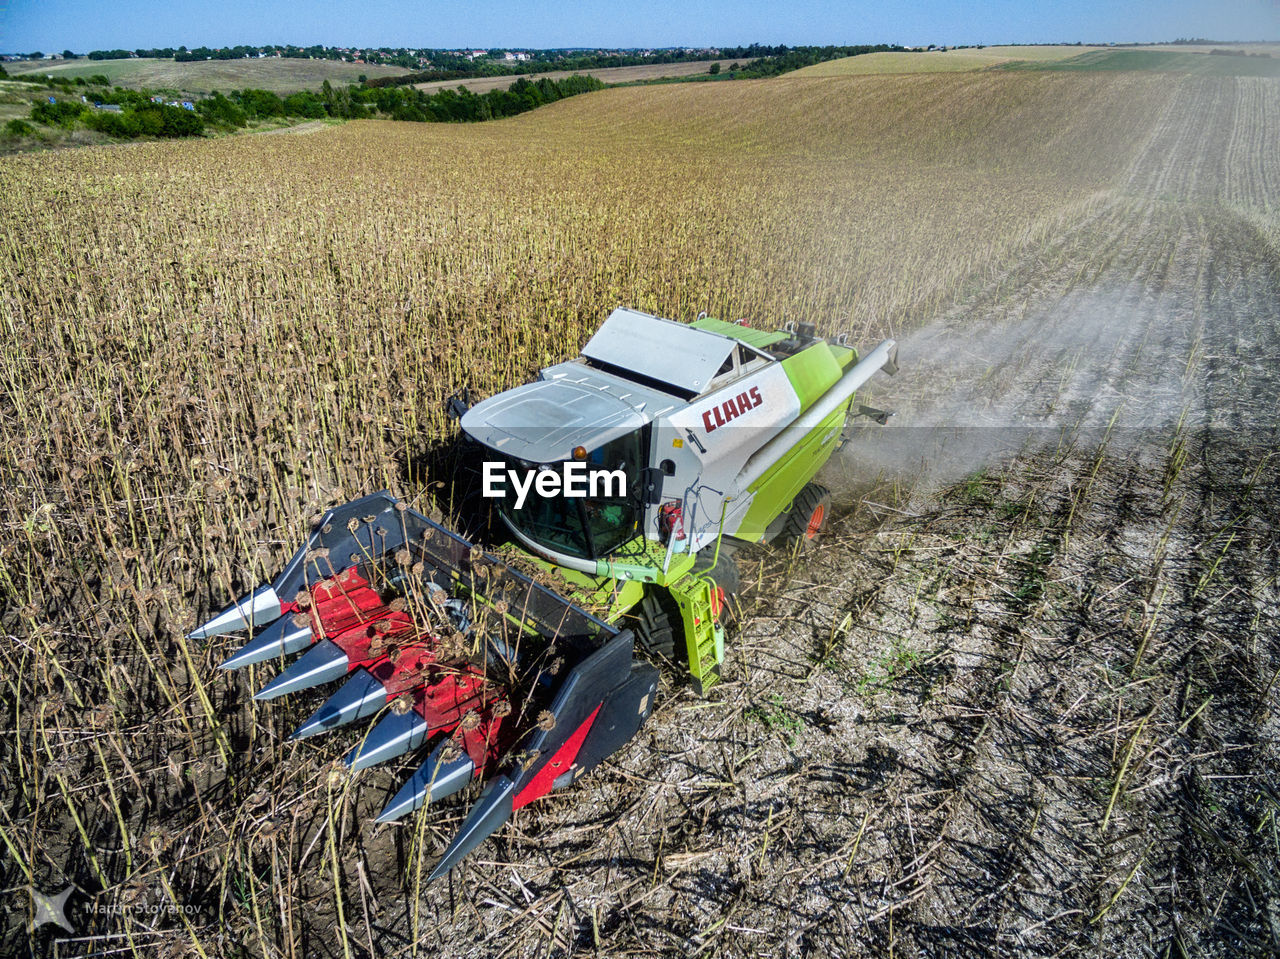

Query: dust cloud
[{"left": 828, "top": 220, "right": 1280, "bottom": 502}]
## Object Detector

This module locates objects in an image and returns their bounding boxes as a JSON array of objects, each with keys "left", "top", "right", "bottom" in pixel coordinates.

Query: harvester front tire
[
  {"left": 634, "top": 590, "right": 677, "bottom": 661},
  {"left": 781, "top": 483, "right": 831, "bottom": 551}
]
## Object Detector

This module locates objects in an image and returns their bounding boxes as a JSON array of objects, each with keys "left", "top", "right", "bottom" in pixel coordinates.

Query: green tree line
[
  {"left": 28, "top": 96, "right": 203, "bottom": 138},
  {"left": 733, "top": 45, "right": 904, "bottom": 77},
  {"left": 367, "top": 43, "right": 904, "bottom": 88},
  {"left": 6, "top": 66, "right": 610, "bottom": 145},
  {"left": 213, "top": 74, "right": 605, "bottom": 123}
]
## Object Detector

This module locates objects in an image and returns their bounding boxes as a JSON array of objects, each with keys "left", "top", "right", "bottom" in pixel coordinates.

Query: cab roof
[{"left": 459, "top": 361, "right": 682, "bottom": 464}]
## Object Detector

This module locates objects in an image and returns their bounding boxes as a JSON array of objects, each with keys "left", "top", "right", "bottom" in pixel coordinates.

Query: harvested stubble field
[
  {"left": 410, "top": 60, "right": 739, "bottom": 95},
  {"left": 3, "top": 56, "right": 413, "bottom": 94},
  {"left": 1, "top": 68, "right": 1277, "bottom": 958},
  {"left": 793, "top": 45, "right": 1106, "bottom": 76}
]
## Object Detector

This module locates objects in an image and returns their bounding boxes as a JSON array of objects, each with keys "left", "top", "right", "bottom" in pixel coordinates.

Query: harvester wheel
[
  {"left": 781, "top": 483, "right": 831, "bottom": 551},
  {"left": 633, "top": 590, "right": 678, "bottom": 660}
]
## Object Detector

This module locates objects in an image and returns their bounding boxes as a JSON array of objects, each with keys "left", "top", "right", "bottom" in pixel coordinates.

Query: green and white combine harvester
[{"left": 195, "top": 308, "right": 897, "bottom": 879}]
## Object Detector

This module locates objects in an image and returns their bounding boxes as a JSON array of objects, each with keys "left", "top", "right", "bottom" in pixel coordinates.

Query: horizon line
[{"left": 5, "top": 38, "right": 1279, "bottom": 56}]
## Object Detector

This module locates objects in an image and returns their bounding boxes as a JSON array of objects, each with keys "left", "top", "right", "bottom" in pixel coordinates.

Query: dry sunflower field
[{"left": 1, "top": 65, "right": 1278, "bottom": 958}]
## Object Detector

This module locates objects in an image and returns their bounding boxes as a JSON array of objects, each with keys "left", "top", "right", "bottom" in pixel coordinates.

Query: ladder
[{"left": 670, "top": 575, "right": 724, "bottom": 696}]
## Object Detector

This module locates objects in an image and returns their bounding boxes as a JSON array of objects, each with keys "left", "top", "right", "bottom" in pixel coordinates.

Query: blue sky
[{"left": 2, "top": 0, "right": 1277, "bottom": 53}]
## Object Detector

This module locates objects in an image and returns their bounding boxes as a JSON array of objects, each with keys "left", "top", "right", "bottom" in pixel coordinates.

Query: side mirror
[
  {"left": 446, "top": 388, "right": 476, "bottom": 421},
  {"left": 639, "top": 467, "right": 664, "bottom": 505}
]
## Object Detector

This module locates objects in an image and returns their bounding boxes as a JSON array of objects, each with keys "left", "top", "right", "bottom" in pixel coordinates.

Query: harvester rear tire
[
  {"left": 781, "top": 483, "right": 831, "bottom": 551},
  {"left": 633, "top": 590, "right": 678, "bottom": 661}
]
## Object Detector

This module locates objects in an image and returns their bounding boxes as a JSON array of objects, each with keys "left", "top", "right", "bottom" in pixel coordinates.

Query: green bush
[
  {"left": 31, "top": 100, "right": 87, "bottom": 127},
  {"left": 132, "top": 104, "right": 204, "bottom": 137},
  {"left": 282, "top": 91, "right": 326, "bottom": 118},
  {"left": 196, "top": 92, "right": 247, "bottom": 127},
  {"left": 84, "top": 103, "right": 204, "bottom": 138},
  {"left": 157, "top": 105, "right": 204, "bottom": 137},
  {"left": 85, "top": 110, "right": 140, "bottom": 137},
  {"left": 354, "top": 73, "right": 605, "bottom": 125},
  {"left": 235, "top": 88, "right": 285, "bottom": 118},
  {"left": 5, "top": 118, "right": 34, "bottom": 136}
]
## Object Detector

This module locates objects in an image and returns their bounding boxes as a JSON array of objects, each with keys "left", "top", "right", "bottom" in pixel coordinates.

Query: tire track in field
[
  {"left": 886, "top": 486, "right": 1109, "bottom": 958},
  {"left": 1123, "top": 75, "right": 1280, "bottom": 247},
  {"left": 836, "top": 200, "right": 1211, "bottom": 502},
  {"left": 837, "top": 204, "right": 1279, "bottom": 504},
  {"left": 1134, "top": 434, "right": 1280, "bottom": 957},
  {"left": 1123, "top": 77, "right": 1236, "bottom": 202},
  {"left": 1057, "top": 435, "right": 1280, "bottom": 959},
  {"left": 1222, "top": 79, "right": 1279, "bottom": 213},
  {"left": 876, "top": 451, "right": 1188, "bottom": 958}
]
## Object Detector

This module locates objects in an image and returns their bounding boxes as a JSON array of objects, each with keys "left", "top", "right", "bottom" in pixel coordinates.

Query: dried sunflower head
[{"left": 390, "top": 693, "right": 414, "bottom": 715}]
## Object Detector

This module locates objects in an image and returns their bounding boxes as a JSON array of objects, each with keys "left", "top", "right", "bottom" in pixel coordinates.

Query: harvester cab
[
  {"left": 197, "top": 307, "right": 896, "bottom": 879},
  {"left": 457, "top": 307, "right": 898, "bottom": 690}
]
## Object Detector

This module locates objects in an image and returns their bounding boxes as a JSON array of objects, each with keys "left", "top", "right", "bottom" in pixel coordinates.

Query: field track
[
  {"left": 800, "top": 45, "right": 1280, "bottom": 78},
  {"left": 1, "top": 69, "right": 1278, "bottom": 957}
]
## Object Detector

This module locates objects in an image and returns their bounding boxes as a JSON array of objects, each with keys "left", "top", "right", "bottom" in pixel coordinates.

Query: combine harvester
[{"left": 195, "top": 308, "right": 897, "bottom": 879}]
